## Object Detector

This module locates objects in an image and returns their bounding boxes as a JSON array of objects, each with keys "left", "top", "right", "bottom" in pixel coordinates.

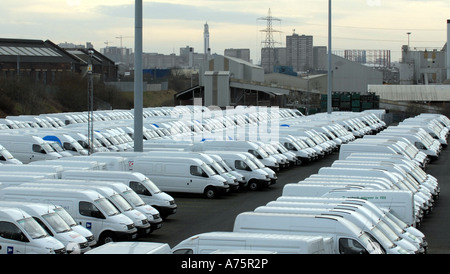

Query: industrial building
[
  {"left": 0, "top": 38, "right": 118, "bottom": 84},
  {"left": 174, "top": 54, "right": 290, "bottom": 107}
]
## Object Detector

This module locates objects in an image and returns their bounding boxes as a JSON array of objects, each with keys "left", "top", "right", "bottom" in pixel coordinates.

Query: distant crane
[
  {"left": 116, "top": 35, "right": 133, "bottom": 48},
  {"left": 104, "top": 41, "right": 113, "bottom": 47}
]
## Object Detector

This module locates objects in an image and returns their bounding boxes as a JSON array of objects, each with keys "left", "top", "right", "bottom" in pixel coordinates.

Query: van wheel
[
  {"left": 248, "top": 180, "right": 259, "bottom": 191},
  {"left": 99, "top": 232, "right": 116, "bottom": 245},
  {"left": 204, "top": 187, "right": 217, "bottom": 199}
]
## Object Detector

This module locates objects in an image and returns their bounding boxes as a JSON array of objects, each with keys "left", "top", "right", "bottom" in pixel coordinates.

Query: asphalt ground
[{"left": 137, "top": 147, "right": 450, "bottom": 254}]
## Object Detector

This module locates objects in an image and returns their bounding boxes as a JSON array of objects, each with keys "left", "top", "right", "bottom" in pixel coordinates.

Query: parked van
[
  {"left": 172, "top": 232, "right": 329, "bottom": 254},
  {"left": 0, "top": 134, "right": 62, "bottom": 163},
  {"left": 0, "top": 145, "right": 22, "bottom": 165},
  {"left": 0, "top": 186, "right": 138, "bottom": 245},
  {"left": 339, "top": 143, "right": 427, "bottom": 168},
  {"left": 0, "top": 206, "right": 66, "bottom": 254},
  {"left": 21, "top": 182, "right": 152, "bottom": 237},
  {"left": 45, "top": 204, "right": 97, "bottom": 247},
  {"left": 61, "top": 170, "right": 177, "bottom": 219},
  {"left": 254, "top": 206, "right": 420, "bottom": 253},
  {"left": 59, "top": 155, "right": 129, "bottom": 171},
  {"left": 0, "top": 164, "right": 64, "bottom": 178},
  {"left": 264, "top": 200, "right": 427, "bottom": 252},
  {"left": 132, "top": 156, "right": 229, "bottom": 199},
  {"left": 31, "top": 178, "right": 163, "bottom": 232},
  {"left": 191, "top": 140, "right": 280, "bottom": 171},
  {"left": 202, "top": 151, "right": 271, "bottom": 190},
  {"left": 317, "top": 167, "right": 433, "bottom": 215},
  {"left": 281, "top": 185, "right": 418, "bottom": 227},
  {"left": 28, "top": 159, "right": 105, "bottom": 170},
  {"left": 86, "top": 241, "right": 172, "bottom": 254},
  {"left": 0, "top": 174, "right": 47, "bottom": 189},
  {"left": 0, "top": 201, "right": 90, "bottom": 253},
  {"left": 233, "top": 212, "right": 390, "bottom": 254},
  {"left": 139, "top": 150, "right": 241, "bottom": 191}
]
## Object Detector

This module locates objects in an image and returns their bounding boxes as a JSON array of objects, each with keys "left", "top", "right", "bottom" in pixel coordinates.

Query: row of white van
[
  {"left": 0, "top": 107, "right": 386, "bottom": 167},
  {"left": 0, "top": 172, "right": 178, "bottom": 254},
  {"left": 165, "top": 113, "right": 448, "bottom": 254}
]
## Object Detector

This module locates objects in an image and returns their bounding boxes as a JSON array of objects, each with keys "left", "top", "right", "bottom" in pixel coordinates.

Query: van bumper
[
  {"left": 116, "top": 228, "right": 138, "bottom": 241},
  {"left": 156, "top": 204, "right": 178, "bottom": 219}
]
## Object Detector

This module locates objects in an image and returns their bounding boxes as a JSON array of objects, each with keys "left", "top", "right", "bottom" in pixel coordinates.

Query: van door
[
  {"left": 189, "top": 165, "right": 209, "bottom": 194},
  {"left": 78, "top": 201, "right": 105, "bottom": 240},
  {"left": 0, "top": 221, "right": 27, "bottom": 254}
]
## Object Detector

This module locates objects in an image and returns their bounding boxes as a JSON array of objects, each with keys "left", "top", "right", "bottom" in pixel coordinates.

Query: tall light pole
[
  {"left": 134, "top": 0, "right": 143, "bottom": 152},
  {"left": 327, "top": 0, "right": 333, "bottom": 114},
  {"left": 87, "top": 49, "right": 94, "bottom": 155}
]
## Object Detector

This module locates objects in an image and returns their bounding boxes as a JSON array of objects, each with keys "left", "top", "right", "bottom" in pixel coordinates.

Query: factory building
[{"left": 0, "top": 38, "right": 118, "bottom": 84}]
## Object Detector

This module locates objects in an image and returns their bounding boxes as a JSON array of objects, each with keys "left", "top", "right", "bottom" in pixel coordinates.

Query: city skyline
[{"left": 2, "top": 0, "right": 449, "bottom": 64}]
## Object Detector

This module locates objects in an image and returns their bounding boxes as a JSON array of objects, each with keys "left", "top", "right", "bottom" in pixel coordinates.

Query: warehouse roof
[
  {"left": 368, "top": 84, "right": 450, "bottom": 102},
  {"left": 0, "top": 38, "right": 79, "bottom": 63}
]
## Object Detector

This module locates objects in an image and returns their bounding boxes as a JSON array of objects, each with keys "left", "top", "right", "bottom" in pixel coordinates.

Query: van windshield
[
  {"left": 0, "top": 148, "right": 14, "bottom": 160},
  {"left": 18, "top": 217, "right": 49, "bottom": 239},
  {"left": 95, "top": 198, "right": 120, "bottom": 216},
  {"left": 110, "top": 194, "right": 133, "bottom": 212},
  {"left": 123, "top": 190, "right": 146, "bottom": 207},
  {"left": 359, "top": 232, "right": 385, "bottom": 254},
  {"left": 53, "top": 207, "right": 78, "bottom": 227},
  {"left": 201, "top": 163, "right": 217, "bottom": 176},
  {"left": 142, "top": 178, "right": 162, "bottom": 194},
  {"left": 42, "top": 212, "right": 72, "bottom": 233}
]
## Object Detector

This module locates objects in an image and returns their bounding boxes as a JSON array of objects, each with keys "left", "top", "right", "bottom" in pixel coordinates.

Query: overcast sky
[{"left": 2, "top": 0, "right": 449, "bottom": 64}]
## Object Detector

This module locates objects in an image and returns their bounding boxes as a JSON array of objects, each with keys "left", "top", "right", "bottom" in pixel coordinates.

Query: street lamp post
[
  {"left": 327, "top": 0, "right": 333, "bottom": 114},
  {"left": 87, "top": 49, "right": 94, "bottom": 155},
  {"left": 134, "top": 0, "right": 144, "bottom": 152}
]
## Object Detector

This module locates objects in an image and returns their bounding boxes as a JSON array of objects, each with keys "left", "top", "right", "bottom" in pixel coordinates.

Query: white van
[
  {"left": 29, "top": 179, "right": 163, "bottom": 232},
  {"left": 273, "top": 196, "right": 426, "bottom": 246},
  {"left": 45, "top": 204, "right": 97, "bottom": 247},
  {"left": 264, "top": 200, "right": 427, "bottom": 252},
  {"left": 339, "top": 143, "right": 427, "bottom": 168},
  {"left": 0, "top": 174, "right": 47, "bottom": 189},
  {"left": 191, "top": 140, "right": 280, "bottom": 171},
  {"left": 0, "top": 145, "right": 22, "bottom": 165},
  {"left": 233, "top": 212, "right": 390, "bottom": 254},
  {"left": 0, "top": 186, "right": 138, "bottom": 245},
  {"left": 28, "top": 159, "right": 105, "bottom": 171},
  {"left": 0, "top": 201, "right": 90, "bottom": 253},
  {"left": 281, "top": 185, "right": 418, "bottom": 227},
  {"left": 132, "top": 156, "right": 229, "bottom": 199},
  {"left": 0, "top": 134, "right": 62, "bottom": 163},
  {"left": 172, "top": 232, "right": 329, "bottom": 254},
  {"left": 253, "top": 206, "right": 420, "bottom": 253},
  {"left": 86, "top": 241, "right": 172, "bottom": 254},
  {"left": 203, "top": 151, "right": 271, "bottom": 190},
  {"left": 0, "top": 164, "right": 64, "bottom": 178},
  {"left": 59, "top": 155, "right": 129, "bottom": 171},
  {"left": 61, "top": 170, "right": 177, "bottom": 219},
  {"left": 21, "top": 182, "right": 152, "bottom": 237},
  {"left": 0, "top": 206, "right": 66, "bottom": 254},
  {"left": 140, "top": 150, "right": 241, "bottom": 191},
  {"left": 317, "top": 166, "right": 433, "bottom": 215}
]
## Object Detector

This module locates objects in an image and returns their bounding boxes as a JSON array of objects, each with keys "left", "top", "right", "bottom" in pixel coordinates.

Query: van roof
[
  {"left": 0, "top": 186, "right": 105, "bottom": 200},
  {"left": 189, "top": 231, "right": 324, "bottom": 242},
  {"left": 236, "top": 212, "right": 363, "bottom": 235},
  {"left": 0, "top": 201, "right": 57, "bottom": 215},
  {"left": 136, "top": 156, "right": 204, "bottom": 165},
  {"left": 0, "top": 206, "right": 32, "bottom": 219}
]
